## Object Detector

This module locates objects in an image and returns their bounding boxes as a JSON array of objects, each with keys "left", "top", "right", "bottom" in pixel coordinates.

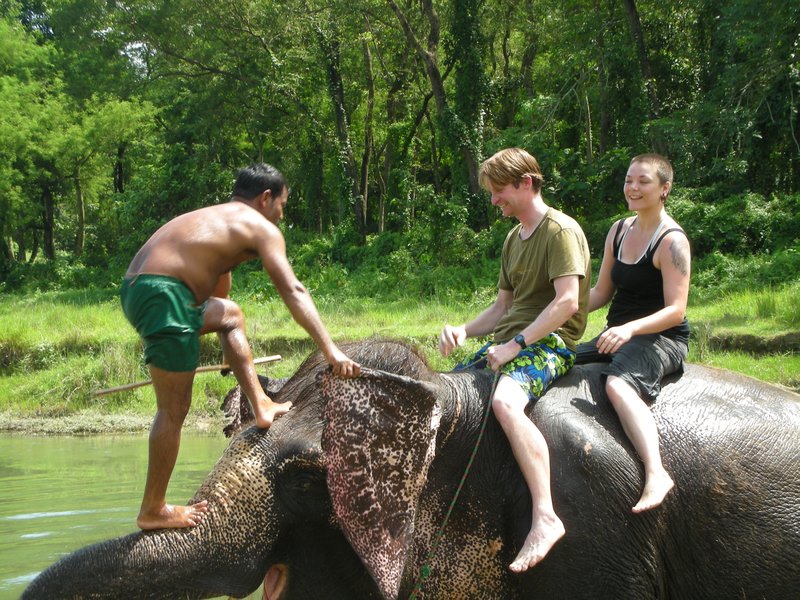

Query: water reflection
[{"left": 0, "top": 433, "right": 263, "bottom": 599}]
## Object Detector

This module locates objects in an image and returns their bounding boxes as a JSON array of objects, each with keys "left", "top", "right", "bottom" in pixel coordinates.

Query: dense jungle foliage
[{"left": 1, "top": 0, "right": 798, "bottom": 299}]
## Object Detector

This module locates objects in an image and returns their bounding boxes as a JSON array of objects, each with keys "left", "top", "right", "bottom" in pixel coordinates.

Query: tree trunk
[
  {"left": 496, "top": 6, "right": 515, "bottom": 129},
  {"left": 41, "top": 183, "right": 55, "bottom": 259},
  {"left": 74, "top": 169, "right": 85, "bottom": 257},
  {"left": 583, "top": 85, "right": 594, "bottom": 163},
  {"left": 425, "top": 111, "right": 442, "bottom": 194},
  {"left": 28, "top": 228, "right": 39, "bottom": 263},
  {"left": 15, "top": 229, "right": 26, "bottom": 262},
  {"left": 386, "top": 0, "right": 482, "bottom": 197},
  {"left": 315, "top": 24, "right": 366, "bottom": 240},
  {"left": 596, "top": 4, "right": 610, "bottom": 157},
  {"left": 381, "top": 79, "right": 404, "bottom": 233},
  {"left": 0, "top": 230, "right": 11, "bottom": 265},
  {"left": 621, "top": 0, "right": 665, "bottom": 154},
  {"left": 386, "top": 0, "right": 446, "bottom": 115},
  {"left": 114, "top": 143, "right": 127, "bottom": 194},
  {"left": 520, "top": 0, "right": 538, "bottom": 98},
  {"left": 451, "top": 0, "right": 485, "bottom": 200},
  {"left": 359, "top": 35, "right": 375, "bottom": 232}
]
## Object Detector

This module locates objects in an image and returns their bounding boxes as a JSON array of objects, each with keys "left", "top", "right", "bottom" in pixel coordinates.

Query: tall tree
[
  {"left": 386, "top": 0, "right": 483, "bottom": 199},
  {"left": 313, "top": 18, "right": 366, "bottom": 239}
]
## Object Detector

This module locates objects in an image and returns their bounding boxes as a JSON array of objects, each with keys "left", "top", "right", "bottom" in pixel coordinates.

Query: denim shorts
[{"left": 453, "top": 333, "right": 576, "bottom": 401}]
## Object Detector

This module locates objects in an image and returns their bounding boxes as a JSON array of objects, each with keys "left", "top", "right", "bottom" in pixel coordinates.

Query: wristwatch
[{"left": 513, "top": 334, "right": 527, "bottom": 349}]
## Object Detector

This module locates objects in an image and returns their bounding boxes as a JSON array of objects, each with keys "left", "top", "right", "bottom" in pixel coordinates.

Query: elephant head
[
  {"left": 23, "top": 340, "right": 500, "bottom": 599},
  {"left": 23, "top": 339, "right": 800, "bottom": 599}
]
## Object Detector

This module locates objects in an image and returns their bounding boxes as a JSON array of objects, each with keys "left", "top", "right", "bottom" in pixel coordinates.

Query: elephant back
[{"left": 525, "top": 362, "right": 800, "bottom": 599}]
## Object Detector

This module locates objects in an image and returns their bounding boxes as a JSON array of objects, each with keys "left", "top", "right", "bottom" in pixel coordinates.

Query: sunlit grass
[
  {"left": 686, "top": 349, "right": 800, "bottom": 392},
  {"left": 687, "top": 281, "right": 800, "bottom": 335},
  {"left": 0, "top": 290, "right": 121, "bottom": 347},
  {"left": 0, "top": 283, "right": 797, "bottom": 420}
]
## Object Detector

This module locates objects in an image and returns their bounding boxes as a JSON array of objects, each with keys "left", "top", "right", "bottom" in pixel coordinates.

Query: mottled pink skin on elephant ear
[{"left": 321, "top": 370, "right": 441, "bottom": 600}]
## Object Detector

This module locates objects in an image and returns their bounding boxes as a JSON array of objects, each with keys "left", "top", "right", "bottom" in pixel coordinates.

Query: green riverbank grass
[
  {"left": 689, "top": 281, "right": 800, "bottom": 337},
  {"left": 0, "top": 283, "right": 797, "bottom": 433}
]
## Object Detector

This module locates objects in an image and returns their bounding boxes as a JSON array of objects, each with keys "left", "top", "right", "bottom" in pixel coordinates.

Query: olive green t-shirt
[{"left": 493, "top": 208, "right": 591, "bottom": 350}]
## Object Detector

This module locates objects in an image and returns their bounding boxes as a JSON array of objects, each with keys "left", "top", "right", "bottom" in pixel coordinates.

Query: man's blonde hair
[{"left": 479, "top": 148, "right": 544, "bottom": 193}]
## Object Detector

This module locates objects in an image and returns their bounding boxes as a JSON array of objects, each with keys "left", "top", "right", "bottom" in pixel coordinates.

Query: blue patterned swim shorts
[{"left": 454, "top": 333, "right": 576, "bottom": 401}]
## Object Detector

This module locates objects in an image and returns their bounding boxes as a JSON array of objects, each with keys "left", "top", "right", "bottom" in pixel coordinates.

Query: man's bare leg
[
  {"left": 137, "top": 366, "right": 209, "bottom": 530},
  {"left": 204, "top": 298, "right": 292, "bottom": 428},
  {"left": 492, "top": 376, "right": 565, "bottom": 573},
  {"left": 606, "top": 376, "right": 674, "bottom": 513}
]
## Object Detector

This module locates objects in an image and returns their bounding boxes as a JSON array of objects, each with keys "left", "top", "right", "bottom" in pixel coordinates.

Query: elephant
[{"left": 23, "top": 339, "right": 800, "bottom": 599}]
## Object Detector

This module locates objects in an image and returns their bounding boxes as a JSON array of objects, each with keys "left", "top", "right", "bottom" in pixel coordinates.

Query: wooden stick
[{"left": 92, "top": 355, "right": 282, "bottom": 397}]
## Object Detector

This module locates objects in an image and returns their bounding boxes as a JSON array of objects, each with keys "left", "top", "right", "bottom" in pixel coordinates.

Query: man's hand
[
  {"left": 596, "top": 324, "right": 634, "bottom": 354},
  {"left": 486, "top": 342, "right": 518, "bottom": 372},
  {"left": 439, "top": 324, "right": 467, "bottom": 357},
  {"left": 328, "top": 348, "right": 361, "bottom": 378}
]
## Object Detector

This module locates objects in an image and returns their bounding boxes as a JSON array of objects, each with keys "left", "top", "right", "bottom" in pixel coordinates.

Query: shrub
[
  {"left": 690, "top": 248, "right": 800, "bottom": 300},
  {"left": 669, "top": 190, "right": 799, "bottom": 257}
]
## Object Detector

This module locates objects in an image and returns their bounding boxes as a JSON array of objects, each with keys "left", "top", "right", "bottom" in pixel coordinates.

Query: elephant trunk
[
  {"left": 24, "top": 428, "right": 280, "bottom": 599},
  {"left": 22, "top": 526, "right": 265, "bottom": 599}
]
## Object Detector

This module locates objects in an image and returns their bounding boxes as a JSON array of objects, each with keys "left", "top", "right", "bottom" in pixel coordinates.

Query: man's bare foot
[
  {"left": 253, "top": 398, "right": 292, "bottom": 429},
  {"left": 509, "top": 516, "right": 566, "bottom": 573},
  {"left": 632, "top": 470, "right": 674, "bottom": 513},
  {"left": 137, "top": 500, "right": 209, "bottom": 530}
]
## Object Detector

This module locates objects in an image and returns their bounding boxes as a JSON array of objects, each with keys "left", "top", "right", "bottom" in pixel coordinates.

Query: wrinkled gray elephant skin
[{"left": 23, "top": 339, "right": 800, "bottom": 599}]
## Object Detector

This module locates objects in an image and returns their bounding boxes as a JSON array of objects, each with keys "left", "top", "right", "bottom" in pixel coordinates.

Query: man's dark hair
[{"left": 232, "top": 163, "right": 287, "bottom": 200}]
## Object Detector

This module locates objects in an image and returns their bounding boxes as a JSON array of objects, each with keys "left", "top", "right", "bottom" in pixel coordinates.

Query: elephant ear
[
  {"left": 220, "top": 374, "right": 287, "bottom": 437},
  {"left": 321, "top": 368, "right": 442, "bottom": 600}
]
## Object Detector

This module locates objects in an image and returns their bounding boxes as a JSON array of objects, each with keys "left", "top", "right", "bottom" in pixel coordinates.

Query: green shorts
[{"left": 120, "top": 274, "right": 205, "bottom": 372}]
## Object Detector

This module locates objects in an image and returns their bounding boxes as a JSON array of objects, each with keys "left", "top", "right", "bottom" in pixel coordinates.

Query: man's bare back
[{"left": 126, "top": 202, "right": 280, "bottom": 303}]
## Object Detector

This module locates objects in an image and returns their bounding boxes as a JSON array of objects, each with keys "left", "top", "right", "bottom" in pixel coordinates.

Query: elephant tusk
[{"left": 263, "top": 564, "right": 288, "bottom": 600}]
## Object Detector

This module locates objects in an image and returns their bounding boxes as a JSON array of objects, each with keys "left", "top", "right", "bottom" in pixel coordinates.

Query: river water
[{"left": 0, "top": 432, "right": 263, "bottom": 599}]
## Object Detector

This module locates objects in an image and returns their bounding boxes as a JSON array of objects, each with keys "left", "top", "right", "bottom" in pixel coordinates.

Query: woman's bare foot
[
  {"left": 632, "top": 470, "right": 674, "bottom": 513},
  {"left": 253, "top": 398, "right": 292, "bottom": 429},
  {"left": 509, "top": 516, "right": 566, "bottom": 573},
  {"left": 137, "top": 500, "right": 209, "bottom": 530}
]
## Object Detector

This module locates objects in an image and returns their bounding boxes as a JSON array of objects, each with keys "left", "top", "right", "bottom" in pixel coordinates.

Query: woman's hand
[{"left": 596, "top": 324, "right": 634, "bottom": 354}]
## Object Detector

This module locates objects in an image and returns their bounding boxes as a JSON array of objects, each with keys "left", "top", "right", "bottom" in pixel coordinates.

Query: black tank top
[{"left": 606, "top": 218, "right": 690, "bottom": 338}]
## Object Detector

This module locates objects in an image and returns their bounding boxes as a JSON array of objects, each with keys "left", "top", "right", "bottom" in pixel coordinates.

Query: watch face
[{"left": 515, "top": 334, "right": 526, "bottom": 348}]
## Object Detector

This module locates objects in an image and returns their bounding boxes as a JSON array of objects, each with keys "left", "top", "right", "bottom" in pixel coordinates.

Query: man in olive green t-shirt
[{"left": 439, "top": 148, "right": 590, "bottom": 573}]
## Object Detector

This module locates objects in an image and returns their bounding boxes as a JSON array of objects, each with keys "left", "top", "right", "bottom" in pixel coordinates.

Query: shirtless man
[{"left": 121, "top": 163, "right": 360, "bottom": 530}]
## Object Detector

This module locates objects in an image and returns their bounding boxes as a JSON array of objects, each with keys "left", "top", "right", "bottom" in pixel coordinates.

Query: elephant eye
[
  {"left": 285, "top": 471, "right": 318, "bottom": 493},
  {"left": 275, "top": 461, "right": 331, "bottom": 519}
]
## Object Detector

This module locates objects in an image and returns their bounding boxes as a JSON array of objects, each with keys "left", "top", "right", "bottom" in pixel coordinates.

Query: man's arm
[
  {"left": 439, "top": 289, "right": 513, "bottom": 357},
  {"left": 210, "top": 272, "right": 234, "bottom": 367},
  {"left": 485, "top": 275, "right": 580, "bottom": 371},
  {"left": 210, "top": 272, "right": 232, "bottom": 299},
  {"left": 588, "top": 222, "right": 619, "bottom": 312},
  {"left": 258, "top": 226, "right": 359, "bottom": 377}
]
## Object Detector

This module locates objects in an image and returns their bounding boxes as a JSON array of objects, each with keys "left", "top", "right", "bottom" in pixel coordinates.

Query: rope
[{"left": 407, "top": 371, "right": 500, "bottom": 599}]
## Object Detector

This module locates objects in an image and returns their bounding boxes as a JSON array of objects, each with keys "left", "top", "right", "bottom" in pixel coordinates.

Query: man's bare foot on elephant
[
  {"left": 509, "top": 515, "right": 566, "bottom": 573},
  {"left": 137, "top": 500, "right": 209, "bottom": 530},
  {"left": 253, "top": 397, "right": 292, "bottom": 429},
  {"left": 632, "top": 469, "right": 674, "bottom": 513}
]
